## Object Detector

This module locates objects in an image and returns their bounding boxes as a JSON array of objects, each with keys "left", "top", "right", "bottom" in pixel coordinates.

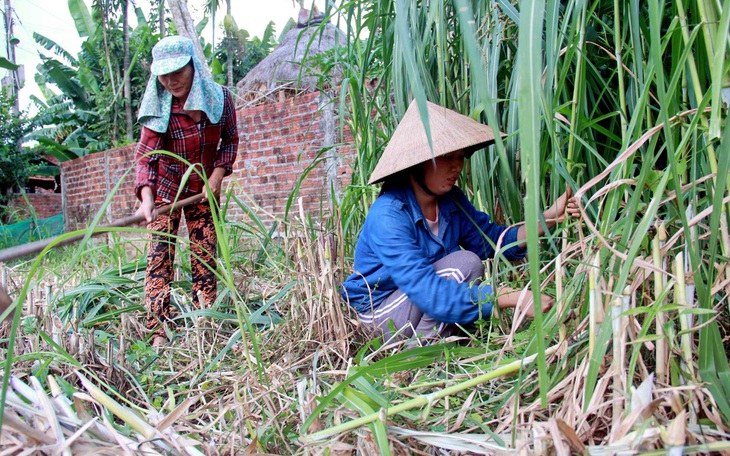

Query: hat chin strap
[{"left": 412, "top": 169, "right": 439, "bottom": 197}]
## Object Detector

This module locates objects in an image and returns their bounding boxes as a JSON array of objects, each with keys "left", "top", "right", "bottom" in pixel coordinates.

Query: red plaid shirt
[{"left": 135, "top": 87, "right": 239, "bottom": 202}]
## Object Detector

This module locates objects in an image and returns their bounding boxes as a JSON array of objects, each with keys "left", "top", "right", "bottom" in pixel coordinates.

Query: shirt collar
[{"left": 397, "top": 184, "right": 457, "bottom": 226}]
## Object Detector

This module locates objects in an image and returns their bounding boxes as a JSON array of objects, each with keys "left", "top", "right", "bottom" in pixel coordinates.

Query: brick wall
[
  {"left": 231, "top": 91, "right": 354, "bottom": 221},
  {"left": 7, "top": 193, "right": 62, "bottom": 219},
  {"left": 60, "top": 145, "right": 138, "bottom": 231},
  {"left": 60, "top": 91, "right": 354, "bottom": 231}
]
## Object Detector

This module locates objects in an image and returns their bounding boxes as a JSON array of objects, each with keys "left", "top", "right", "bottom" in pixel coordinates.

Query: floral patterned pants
[{"left": 145, "top": 199, "right": 217, "bottom": 335}]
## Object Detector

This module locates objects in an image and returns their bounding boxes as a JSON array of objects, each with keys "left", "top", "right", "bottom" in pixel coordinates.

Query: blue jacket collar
[{"left": 395, "top": 184, "right": 458, "bottom": 232}]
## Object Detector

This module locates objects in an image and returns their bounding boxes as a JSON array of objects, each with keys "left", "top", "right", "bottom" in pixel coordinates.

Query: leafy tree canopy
[
  {"left": 28, "top": 1, "right": 276, "bottom": 164},
  {"left": 29, "top": 2, "right": 163, "bottom": 159},
  {"left": 0, "top": 89, "right": 38, "bottom": 219}
]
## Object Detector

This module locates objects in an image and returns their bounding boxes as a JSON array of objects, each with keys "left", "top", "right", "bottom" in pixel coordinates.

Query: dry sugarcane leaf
[
  {"left": 662, "top": 410, "right": 687, "bottom": 447},
  {"left": 389, "top": 426, "right": 518, "bottom": 455},
  {"left": 0, "top": 285, "right": 16, "bottom": 322},
  {"left": 327, "top": 441, "right": 357, "bottom": 456},
  {"left": 1, "top": 409, "right": 56, "bottom": 445},
  {"left": 47, "top": 375, "right": 80, "bottom": 424},
  {"left": 10, "top": 375, "right": 38, "bottom": 404},
  {"left": 613, "top": 398, "right": 665, "bottom": 441},
  {"left": 72, "top": 393, "right": 95, "bottom": 423},
  {"left": 452, "top": 389, "right": 476, "bottom": 431},
  {"left": 155, "top": 395, "right": 199, "bottom": 431},
  {"left": 297, "top": 380, "right": 323, "bottom": 433},
  {"left": 546, "top": 420, "right": 570, "bottom": 456},
  {"left": 30, "top": 375, "right": 66, "bottom": 451},
  {"left": 100, "top": 412, "right": 142, "bottom": 456},
  {"left": 356, "top": 428, "right": 380, "bottom": 456},
  {"left": 556, "top": 419, "right": 586, "bottom": 454},
  {"left": 76, "top": 371, "right": 157, "bottom": 440},
  {"left": 242, "top": 436, "right": 261, "bottom": 455},
  {"left": 631, "top": 373, "right": 655, "bottom": 413},
  {"left": 0, "top": 442, "right": 26, "bottom": 456},
  {"left": 52, "top": 417, "right": 99, "bottom": 455}
]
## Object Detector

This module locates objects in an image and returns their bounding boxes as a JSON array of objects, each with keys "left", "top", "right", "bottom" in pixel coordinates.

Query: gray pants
[{"left": 358, "top": 250, "right": 485, "bottom": 343}]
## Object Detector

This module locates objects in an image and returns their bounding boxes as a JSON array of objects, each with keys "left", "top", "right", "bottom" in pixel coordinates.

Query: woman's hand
[
  {"left": 203, "top": 167, "right": 226, "bottom": 202},
  {"left": 135, "top": 186, "right": 157, "bottom": 223},
  {"left": 517, "top": 187, "right": 581, "bottom": 241},
  {"left": 543, "top": 187, "right": 581, "bottom": 227},
  {"left": 496, "top": 286, "right": 554, "bottom": 318}
]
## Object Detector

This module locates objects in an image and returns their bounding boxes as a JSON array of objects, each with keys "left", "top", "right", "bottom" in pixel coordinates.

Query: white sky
[{"left": 5, "top": 0, "right": 325, "bottom": 115}]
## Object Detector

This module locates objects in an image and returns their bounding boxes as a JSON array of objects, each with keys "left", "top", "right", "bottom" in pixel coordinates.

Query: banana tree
[
  {"left": 0, "top": 91, "right": 36, "bottom": 214},
  {"left": 210, "top": 17, "right": 275, "bottom": 87},
  {"left": 31, "top": 1, "right": 159, "bottom": 158},
  {"left": 205, "top": 0, "right": 236, "bottom": 86}
]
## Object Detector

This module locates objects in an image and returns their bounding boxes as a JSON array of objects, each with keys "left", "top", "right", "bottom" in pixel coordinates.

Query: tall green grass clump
[{"left": 307, "top": 0, "right": 730, "bottom": 452}]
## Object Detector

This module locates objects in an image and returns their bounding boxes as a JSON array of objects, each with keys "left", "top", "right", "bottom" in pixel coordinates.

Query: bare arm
[
  {"left": 202, "top": 166, "right": 227, "bottom": 201},
  {"left": 135, "top": 186, "right": 157, "bottom": 223},
  {"left": 516, "top": 187, "right": 580, "bottom": 244},
  {"left": 495, "top": 286, "right": 553, "bottom": 318}
]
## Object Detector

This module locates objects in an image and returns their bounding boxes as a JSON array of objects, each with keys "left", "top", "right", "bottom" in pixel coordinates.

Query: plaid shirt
[{"left": 135, "top": 86, "right": 239, "bottom": 202}]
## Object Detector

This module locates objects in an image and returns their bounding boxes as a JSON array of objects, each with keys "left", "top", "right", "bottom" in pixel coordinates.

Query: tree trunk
[
  {"left": 226, "top": 0, "right": 232, "bottom": 87},
  {"left": 211, "top": 9, "right": 216, "bottom": 49},
  {"left": 99, "top": 0, "right": 118, "bottom": 143},
  {"left": 166, "top": 0, "right": 210, "bottom": 76},
  {"left": 123, "top": 0, "right": 133, "bottom": 140},
  {"left": 158, "top": 0, "right": 166, "bottom": 37}
]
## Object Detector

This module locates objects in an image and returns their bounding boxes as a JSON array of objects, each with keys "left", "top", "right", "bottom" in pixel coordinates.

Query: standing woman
[
  {"left": 135, "top": 36, "right": 239, "bottom": 347},
  {"left": 342, "top": 100, "right": 577, "bottom": 344}
]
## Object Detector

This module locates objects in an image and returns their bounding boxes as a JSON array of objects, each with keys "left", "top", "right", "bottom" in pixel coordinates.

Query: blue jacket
[{"left": 341, "top": 185, "right": 526, "bottom": 324}]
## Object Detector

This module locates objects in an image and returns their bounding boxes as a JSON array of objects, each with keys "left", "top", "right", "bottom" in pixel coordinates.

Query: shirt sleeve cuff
[
  {"left": 212, "top": 160, "right": 233, "bottom": 176},
  {"left": 135, "top": 183, "right": 157, "bottom": 201},
  {"left": 504, "top": 227, "right": 527, "bottom": 258},
  {"left": 471, "top": 283, "right": 495, "bottom": 319}
]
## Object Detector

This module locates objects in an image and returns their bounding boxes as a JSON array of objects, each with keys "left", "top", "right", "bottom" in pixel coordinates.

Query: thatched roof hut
[{"left": 235, "top": 21, "right": 346, "bottom": 107}]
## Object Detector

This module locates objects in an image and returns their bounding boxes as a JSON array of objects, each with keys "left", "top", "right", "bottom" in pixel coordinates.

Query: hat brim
[
  {"left": 150, "top": 55, "right": 192, "bottom": 76},
  {"left": 368, "top": 100, "right": 506, "bottom": 184}
]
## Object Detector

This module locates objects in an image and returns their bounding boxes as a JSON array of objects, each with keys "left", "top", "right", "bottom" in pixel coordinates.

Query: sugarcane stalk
[
  {"left": 556, "top": 252, "right": 567, "bottom": 357},
  {"left": 652, "top": 222, "right": 668, "bottom": 384},
  {"left": 30, "top": 375, "right": 71, "bottom": 456},
  {"left": 301, "top": 343, "right": 562, "bottom": 442},
  {"left": 47, "top": 375, "right": 80, "bottom": 424},
  {"left": 610, "top": 294, "right": 624, "bottom": 439},
  {"left": 610, "top": 287, "right": 630, "bottom": 440},
  {"left": 589, "top": 252, "right": 600, "bottom": 359},
  {"left": 720, "top": 208, "right": 730, "bottom": 305},
  {"left": 76, "top": 371, "right": 157, "bottom": 440},
  {"left": 674, "top": 252, "right": 693, "bottom": 380}
]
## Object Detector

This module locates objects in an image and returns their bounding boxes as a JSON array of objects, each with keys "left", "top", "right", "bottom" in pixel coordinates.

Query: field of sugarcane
[{"left": 2, "top": 0, "right": 730, "bottom": 454}]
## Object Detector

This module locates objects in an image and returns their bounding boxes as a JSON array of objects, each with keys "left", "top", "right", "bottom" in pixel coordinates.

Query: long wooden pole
[{"left": 0, "top": 193, "right": 205, "bottom": 264}]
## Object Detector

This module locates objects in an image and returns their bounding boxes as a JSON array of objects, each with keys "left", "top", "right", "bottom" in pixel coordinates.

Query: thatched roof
[{"left": 235, "top": 23, "right": 346, "bottom": 106}]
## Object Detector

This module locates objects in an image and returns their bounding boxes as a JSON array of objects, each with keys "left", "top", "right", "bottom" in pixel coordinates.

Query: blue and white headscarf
[{"left": 137, "top": 36, "right": 224, "bottom": 133}]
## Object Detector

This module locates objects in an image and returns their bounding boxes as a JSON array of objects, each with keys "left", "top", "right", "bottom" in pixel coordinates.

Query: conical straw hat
[{"left": 368, "top": 100, "right": 502, "bottom": 184}]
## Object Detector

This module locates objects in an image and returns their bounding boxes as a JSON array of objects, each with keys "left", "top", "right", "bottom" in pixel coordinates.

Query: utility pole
[{"left": 3, "top": 0, "right": 19, "bottom": 115}]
